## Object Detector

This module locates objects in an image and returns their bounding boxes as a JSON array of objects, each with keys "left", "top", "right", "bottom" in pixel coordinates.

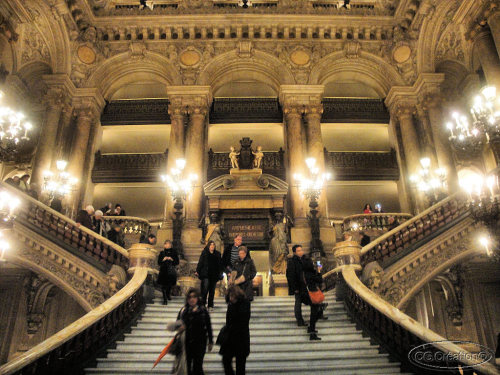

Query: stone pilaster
[
  {"left": 487, "top": 8, "right": 500, "bottom": 58},
  {"left": 31, "top": 75, "right": 75, "bottom": 188},
  {"left": 473, "top": 30, "right": 500, "bottom": 88}
]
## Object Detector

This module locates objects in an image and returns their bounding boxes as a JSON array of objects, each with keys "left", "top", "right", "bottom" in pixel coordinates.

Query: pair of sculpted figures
[{"left": 229, "top": 146, "right": 264, "bottom": 169}]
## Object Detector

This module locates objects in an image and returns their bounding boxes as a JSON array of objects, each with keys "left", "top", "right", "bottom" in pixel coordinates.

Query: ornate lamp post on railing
[
  {"left": 42, "top": 160, "right": 78, "bottom": 215},
  {"left": 409, "top": 157, "right": 447, "bottom": 206},
  {"left": 294, "top": 157, "right": 331, "bottom": 258},
  {"left": 161, "top": 158, "right": 197, "bottom": 259},
  {"left": 0, "top": 90, "right": 33, "bottom": 161}
]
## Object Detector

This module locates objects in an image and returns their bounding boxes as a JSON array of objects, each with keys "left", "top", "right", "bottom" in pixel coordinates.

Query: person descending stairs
[{"left": 85, "top": 291, "right": 413, "bottom": 375}]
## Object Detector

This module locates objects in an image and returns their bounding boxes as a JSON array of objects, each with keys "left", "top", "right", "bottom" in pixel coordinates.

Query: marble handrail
[
  {"left": 360, "top": 193, "right": 469, "bottom": 266},
  {"left": 342, "top": 212, "right": 413, "bottom": 233},
  {"left": 1, "top": 182, "right": 129, "bottom": 269},
  {"left": 0, "top": 267, "right": 148, "bottom": 375},
  {"left": 341, "top": 266, "right": 499, "bottom": 375},
  {"left": 102, "top": 215, "right": 151, "bottom": 235}
]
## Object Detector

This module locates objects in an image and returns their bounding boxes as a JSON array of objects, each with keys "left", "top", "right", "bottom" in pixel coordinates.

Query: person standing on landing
[
  {"left": 195, "top": 240, "right": 223, "bottom": 310},
  {"left": 222, "top": 234, "right": 248, "bottom": 274},
  {"left": 158, "top": 240, "right": 180, "bottom": 305},
  {"left": 230, "top": 246, "right": 257, "bottom": 302}
]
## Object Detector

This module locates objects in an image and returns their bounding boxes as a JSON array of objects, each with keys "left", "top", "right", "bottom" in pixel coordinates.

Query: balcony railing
[
  {"left": 92, "top": 151, "right": 168, "bottom": 183},
  {"left": 324, "top": 149, "right": 399, "bottom": 180},
  {"left": 342, "top": 213, "right": 412, "bottom": 233},
  {"left": 208, "top": 148, "right": 285, "bottom": 180}
]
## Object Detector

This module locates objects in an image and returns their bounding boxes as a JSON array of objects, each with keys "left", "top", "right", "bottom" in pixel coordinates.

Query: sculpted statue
[
  {"left": 229, "top": 146, "right": 240, "bottom": 169},
  {"left": 269, "top": 218, "right": 288, "bottom": 274},
  {"left": 205, "top": 223, "right": 224, "bottom": 254},
  {"left": 252, "top": 146, "right": 264, "bottom": 169}
]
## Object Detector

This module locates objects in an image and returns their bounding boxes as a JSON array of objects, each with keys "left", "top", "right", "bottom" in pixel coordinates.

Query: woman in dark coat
[
  {"left": 158, "top": 240, "right": 179, "bottom": 304},
  {"left": 177, "top": 288, "right": 213, "bottom": 375},
  {"left": 220, "top": 285, "right": 251, "bottom": 375},
  {"left": 302, "top": 256, "right": 323, "bottom": 340},
  {"left": 195, "top": 241, "right": 223, "bottom": 309},
  {"left": 231, "top": 246, "right": 257, "bottom": 302}
]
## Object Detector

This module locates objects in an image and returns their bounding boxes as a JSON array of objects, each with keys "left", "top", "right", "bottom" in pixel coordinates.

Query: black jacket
[
  {"left": 107, "top": 229, "right": 124, "bottom": 247},
  {"left": 196, "top": 248, "right": 223, "bottom": 281},
  {"left": 157, "top": 247, "right": 180, "bottom": 286},
  {"left": 178, "top": 304, "right": 213, "bottom": 354},
  {"left": 302, "top": 257, "right": 323, "bottom": 304},
  {"left": 286, "top": 255, "right": 306, "bottom": 296},
  {"left": 220, "top": 298, "right": 251, "bottom": 357},
  {"left": 232, "top": 255, "right": 257, "bottom": 301},
  {"left": 75, "top": 210, "right": 93, "bottom": 230},
  {"left": 222, "top": 243, "right": 249, "bottom": 271}
]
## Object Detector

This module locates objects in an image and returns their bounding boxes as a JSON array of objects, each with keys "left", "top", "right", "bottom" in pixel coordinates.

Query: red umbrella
[{"left": 152, "top": 336, "right": 175, "bottom": 369}]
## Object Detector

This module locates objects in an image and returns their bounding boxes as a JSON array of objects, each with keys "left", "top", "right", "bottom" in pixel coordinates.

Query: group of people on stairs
[{"left": 156, "top": 234, "right": 326, "bottom": 375}]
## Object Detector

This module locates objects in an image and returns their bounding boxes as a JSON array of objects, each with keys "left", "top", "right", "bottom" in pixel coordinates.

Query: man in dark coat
[
  {"left": 195, "top": 241, "right": 223, "bottom": 309},
  {"left": 157, "top": 240, "right": 180, "bottom": 304},
  {"left": 286, "top": 244, "right": 322, "bottom": 340},
  {"left": 286, "top": 244, "right": 308, "bottom": 327},
  {"left": 75, "top": 205, "right": 94, "bottom": 230},
  {"left": 222, "top": 234, "right": 249, "bottom": 273}
]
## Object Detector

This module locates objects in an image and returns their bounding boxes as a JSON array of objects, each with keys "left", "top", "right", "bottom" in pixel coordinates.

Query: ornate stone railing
[
  {"left": 207, "top": 148, "right": 285, "bottom": 180},
  {"left": 3, "top": 183, "right": 129, "bottom": 271},
  {"left": 0, "top": 267, "right": 148, "bottom": 375},
  {"left": 324, "top": 149, "right": 399, "bottom": 180},
  {"left": 361, "top": 194, "right": 469, "bottom": 268},
  {"left": 102, "top": 216, "right": 152, "bottom": 236},
  {"left": 340, "top": 266, "right": 498, "bottom": 375},
  {"left": 322, "top": 98, "right": 390, "bottom": 123},
  {"left": 100, "top": 99, "right": 171, "bottom": 125},
  {"left": 342, "top": 213, "right": 412, "bottom": 233},
  {"left": 210, "top": 98, "right": 282, "bottom": 123},
  {"left": 92, "top": 151, "right": 168, "bottom": 183}
]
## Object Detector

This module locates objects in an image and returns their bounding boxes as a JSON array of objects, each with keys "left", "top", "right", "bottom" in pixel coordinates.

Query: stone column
[
  {"left": 163, "top": 105, "right": 186, "bottom": 223},
  {"left": 422, "top": 94, "right": 459, "bottom": 193},
  {"left": 487, "top": 9, "right": 500, "bottom": 58},
  {"left": 284, "top": 105, "right": 306, "bottom": 221},
  {"left": 67, "top": 90, "right": 105, "bottom": 214},
  {"left": 31, "top": 89, "right": 64, "bottom": 187},
  {"left": 185, "top": 106, "right": 207, "bottom": 223},
  {"left": 473, "top": 31, "right": 500, "bottom": 88}
]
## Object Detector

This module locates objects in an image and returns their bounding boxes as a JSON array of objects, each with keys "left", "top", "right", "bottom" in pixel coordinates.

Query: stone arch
[
  {"left": 86, "top": 52, "right": 182, "bottom": 99},
  {"left": 198, "top": 50, "right": 295, "bottom": 95},
  {"left": 15, "top": 61, "right": 53, "bottom": 103},
  {"left": 435, "top": 60, "right": 470, "bottom": 96},
  {"left": 309, "top": 51, "right": 405, "bottom": 97},
  {"left": 0, "top": 34, "right": 16, "bottom": 75}
]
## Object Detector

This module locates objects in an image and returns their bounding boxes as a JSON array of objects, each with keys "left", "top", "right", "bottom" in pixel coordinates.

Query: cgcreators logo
[{"left": 408, "top": 341, "right": 494, "bottom": 371}]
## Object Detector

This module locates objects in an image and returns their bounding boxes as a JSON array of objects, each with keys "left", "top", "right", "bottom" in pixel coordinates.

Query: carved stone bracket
[
  {"left": 25, "top": 273, "right": 55, "bottom": 335},
  {"left": 434, "top": 265, "right": 464, "bottom": 327}
]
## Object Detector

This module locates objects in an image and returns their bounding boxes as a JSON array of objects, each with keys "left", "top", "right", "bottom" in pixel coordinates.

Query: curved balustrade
[
  {"left": 0, "top": 267, "right": 148, "bottom": 375},
  {"left": 102, "top": 216, "right": 151, "bottom": 236},
  {"left": 340, "top": 266, "right": 499, "bottom": 375},
  {"left": 1, "top": 183, "right": 129, "bottom": 270},
  {"left": 342, "top": 213, "right": 413, "bottom": 233},
  {"left": 361, "top": 194, "right": 469, "bottom": 267}
]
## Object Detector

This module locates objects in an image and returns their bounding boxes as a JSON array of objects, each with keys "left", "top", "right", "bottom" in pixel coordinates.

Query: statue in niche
[
  {"left": 269, "top": 213, "right": 289, "bottom": 274},
  {"left": 252, "top": 146, "right": 264, "bottom": 169},
  {"left": 238, "top": 137, "right": 254, "bottom": 169},
  {"left": 229, "top": 146, "right": 240, "bottom": 169}
]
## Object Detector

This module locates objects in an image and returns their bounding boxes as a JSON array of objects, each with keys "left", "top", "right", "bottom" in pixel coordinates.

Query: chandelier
[
  {"left": 0, "top": 189, "right": 20, "bottom": 263},
  {"left": 0, "top": 91, "right": 33, "bottom": 161},
  {"left": 409, "top": 157, "right": 447, "bottom": 205},
  {"left": 43, "top": 160, "right": 78, "bottom": 200},
  {"left": 446, "top": 86, "right": 500, "bottom": 157},
  {"left": 293, "top": 157, "right": 332, "bottom": 201}
]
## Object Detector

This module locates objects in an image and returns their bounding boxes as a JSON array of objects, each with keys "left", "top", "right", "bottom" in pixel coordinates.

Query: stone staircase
[{"left": 85, "top": 293, "right": 412, "bottom": 375}]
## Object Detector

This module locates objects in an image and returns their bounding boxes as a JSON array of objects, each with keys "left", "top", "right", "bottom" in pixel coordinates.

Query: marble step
[{"left": 135, "top": 320, "right": 356, "bottom": 330}]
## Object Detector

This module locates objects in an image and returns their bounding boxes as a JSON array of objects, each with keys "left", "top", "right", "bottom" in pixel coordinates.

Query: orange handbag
[{"left": 304, "top": 275, "right": 325, "bottom": 304}]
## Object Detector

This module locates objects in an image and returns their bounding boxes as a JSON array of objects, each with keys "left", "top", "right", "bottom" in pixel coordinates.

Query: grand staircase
[{"left": 85, "top": 293, "right": 411, "bottom": 375}]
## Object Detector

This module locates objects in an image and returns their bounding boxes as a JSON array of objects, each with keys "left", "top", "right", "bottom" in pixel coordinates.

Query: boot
[
  {"left": 307, "top": 326, "right": 318, "bottom": 333},
  {"left": 309, "top": 333, "right": 321, "bottom": 341},
  {"left": 162, "top": 289, "right": 168, "bottom": 305},
  {"left": 297, "top": 319, "right": 306, "bottom": 327}
]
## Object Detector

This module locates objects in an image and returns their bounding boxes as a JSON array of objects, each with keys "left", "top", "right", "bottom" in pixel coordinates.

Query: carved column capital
[
  {"left": 72, "top": 88, "right": 105, "bottom": 120},
  {"left": 186, "top": 105, "right": 208, "bottom": 118},
  {"left": 391, "top": 102, "right": 415, "bottom": 121},
  {"left": 304, "top": 104, "right": 324, "bottom": 119},
  {"left": 282, "top": 104, "right": 304, "bottom": 120},
  {"left": 168, "top": 104, "right": 188, "bottom": 120},
  {"left": 42, "top": 87, "right": 66, "bottom": 107}
]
